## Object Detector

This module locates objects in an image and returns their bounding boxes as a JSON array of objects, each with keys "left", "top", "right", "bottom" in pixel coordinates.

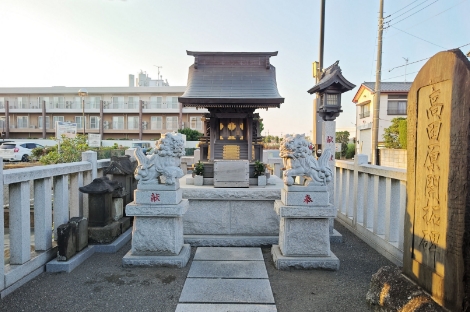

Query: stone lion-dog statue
[
  {"left": 279, "top": 134, "right": 332, "bottom": 186},
  {"left": 134, "top": 132, "right": 185, "bottom": 185}
]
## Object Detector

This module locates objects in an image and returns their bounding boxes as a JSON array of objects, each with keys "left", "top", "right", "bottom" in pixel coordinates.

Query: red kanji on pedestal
[
  {"left": 326, "top": 136, "right": 334, "bottom": 143},
  {"left": 304, "top": 194, "right": 313, "bottom": 204},
  {"left": 151, "top": 193, "right": 160, "bottom": 202}
]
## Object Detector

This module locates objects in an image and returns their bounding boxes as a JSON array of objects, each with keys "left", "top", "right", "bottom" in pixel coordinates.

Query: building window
[
  {"left": 90, "top": 116, "right": 99, "bottom": 129},
  {"left": 54, "top": 116, "right": 65, "bottom": 125},
  {"left": 127, "top": 116, "right": 139, "bottom": 130},
  {"left": 0, "top": 97, "right": 4, "bottom": 109},
  {"left": 359, "top": 103, "right": 370, "bottom": 119},
  {"left": 75, "top": 116, "right": 85, "bottom": 129},
  {"left": 39, "top": 97, "right": 51, "bottom": 109},
  {"left": 166, "top": 116, "right": 178, "bottom": 130},
  {"left": 166, "top": 96, "right": 178, "bottom": 109},
  {"left": 113, "top": 116, "right": 124, "bottom": 130},
  {"left": 87, "top": 96, "right": 101, "bottom": 109},
  {"left": 17, "top": 116, "right": 29, "bottom": 128},
  {"left": 17, "top": 97, "right": 28, "bottom": 109},
  {"left": 387, "top": 95, "right": 407, "bottom": 115},
  {"left": 151, "top": 116, "right": 162, "bottom": 129},
  {"left": 128, "top": 97, "right": 139, "bottom": 109},
  {"left": 112, "top": 97, "right": 124, "bottom": 109},
  {"left": 38, "top": 116, "right": 50, "bottom": 129},
  {"left": 190, "top": 116, "right": 202, "bottom": 130},
  {"left": 53, "top": 96, "right": 65, "bottom": 109},
  {"left": 149, "top": 96, "right": 162, "bottom": 109}
]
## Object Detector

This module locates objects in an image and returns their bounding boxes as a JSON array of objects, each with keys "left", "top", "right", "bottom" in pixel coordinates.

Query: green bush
[
  {"left": 194, "top": 161, "right": 204, "bottom": 176},
  {"left": 178, "top": 128, "right": 203, "bottom": 141},
  {"left": 398, "top": 119, "right": 407, "bottom": 149},
  {"left": 254, "top": 160, "right": 265, "bottom": 177},
  {"left": 345, "top": 143, "right": 356, "bottom": 159},
  {"left": 384, "top": 117, "right": 406, "bottom": 149}
]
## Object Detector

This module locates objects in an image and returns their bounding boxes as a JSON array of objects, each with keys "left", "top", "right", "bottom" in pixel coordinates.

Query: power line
[
  {"left": 383, "top": 70, "right": 420, "bottom": 81},
  {"left": 390, "top": 26, "right": 447, "bottom": 49},
  {"left": 388, "top": 41, "right": 470, "bottom": 72},
  {"left": 385, "top": 0, "right": 431, "bottom": 22},
  {"left": 386, "top": 0, "right": 422, "bottom": 17},
  {"left": 385, "top": 0, "right": 469, "bottom": 37},
  {"left": 386, "top": 0, "right": 440, "bottom": 28}
]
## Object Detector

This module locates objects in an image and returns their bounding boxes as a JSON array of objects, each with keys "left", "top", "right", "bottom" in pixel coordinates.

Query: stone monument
[
  {"left": 122, "top": 132, "right": 190, "bottom": 268},
  {"left": 404, "top": 49, "right": 470, "bottom": 310},
  {"left": 271, "top": 134, "right": 339, "bottom": 270}
]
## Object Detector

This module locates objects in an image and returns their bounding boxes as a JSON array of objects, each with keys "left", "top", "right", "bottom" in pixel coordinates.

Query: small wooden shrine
[{"left": 179, "top": 51, "right": 284, "bottom": 177}]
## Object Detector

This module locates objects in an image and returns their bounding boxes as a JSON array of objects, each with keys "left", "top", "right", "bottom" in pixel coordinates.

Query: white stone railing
[
  {"left": 0, "top": 152, "right": 110, "bottom": 297},
  {"left": 334, "top": 155, "right": 406, "bottom": 266}
]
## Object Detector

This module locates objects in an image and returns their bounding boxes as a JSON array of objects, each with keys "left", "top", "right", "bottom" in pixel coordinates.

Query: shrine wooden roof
[
  {"left": 307, "top": 61, "right": 356, "bottom": 94},
  {"left": 179, "top": 51, "right": 284, "bottom": 108}
]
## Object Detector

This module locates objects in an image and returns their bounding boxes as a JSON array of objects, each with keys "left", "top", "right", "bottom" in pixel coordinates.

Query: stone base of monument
[
  {"left": 88, "top": 221, "right": 121, "bottom": 244},
  {"left": 122, "top": 244, "right": 191, "bottom": 268},
  {"left": 271, "top": 245, "right": 339, "bottom": 270},
  {"left": 272, "top": 185, "right": 340, "bottom": 270},
  {"left": 123, "top": 186, "right": 190, "bottom": 268}
]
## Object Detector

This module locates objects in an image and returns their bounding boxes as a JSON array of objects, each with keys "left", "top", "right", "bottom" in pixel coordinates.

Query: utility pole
[
  {"left": 371, "top": 0, "right": 384, "bottom": 165},
  {"left": 313, "top": 0, "right": 326, "bottom": 153}
]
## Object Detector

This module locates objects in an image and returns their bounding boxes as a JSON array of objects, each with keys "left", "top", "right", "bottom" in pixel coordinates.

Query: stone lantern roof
[{"left": 307, "top": 61, "right": 355, "bottom": 95}]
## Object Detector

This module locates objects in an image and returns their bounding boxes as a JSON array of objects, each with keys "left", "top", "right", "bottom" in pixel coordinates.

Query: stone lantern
[{"left": 307, "top": 61, "right": 355, "bottom": 121}]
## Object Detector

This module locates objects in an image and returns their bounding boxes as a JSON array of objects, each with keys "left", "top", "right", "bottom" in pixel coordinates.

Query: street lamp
[{"left": 78, "top": 88, "right": 88, "bottom": 135}]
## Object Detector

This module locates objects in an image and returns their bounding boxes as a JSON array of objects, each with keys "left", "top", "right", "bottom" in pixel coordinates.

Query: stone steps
[{"left": 176, "top": 247, "right": 277, "bottom": 311}]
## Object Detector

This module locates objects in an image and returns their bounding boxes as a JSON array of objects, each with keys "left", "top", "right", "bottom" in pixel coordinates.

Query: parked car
[{"left": 0, "top": 142, "right": 44, "bottom": 162}]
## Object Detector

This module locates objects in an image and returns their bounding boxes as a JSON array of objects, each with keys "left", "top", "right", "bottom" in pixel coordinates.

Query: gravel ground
[{"left": 0, "top": 222, "right": 395, "bottom": 312}]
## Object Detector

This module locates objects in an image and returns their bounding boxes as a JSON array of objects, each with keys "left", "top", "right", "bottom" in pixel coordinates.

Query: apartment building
[
  {"left": 0, "top": 74, "right": 207, "bottom": 140},
  {"left": 352, "top": 81, "right": 412, "bottom": 161}
]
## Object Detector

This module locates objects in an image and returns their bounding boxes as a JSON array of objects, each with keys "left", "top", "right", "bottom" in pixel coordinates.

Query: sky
[{"left": 1, "top": 0, "right": 469, "bottom": 138}]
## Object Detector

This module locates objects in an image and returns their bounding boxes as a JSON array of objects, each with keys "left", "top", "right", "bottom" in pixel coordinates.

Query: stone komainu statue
[
  {"left": 134, "top": 132, "right": 185, "bottom": 185},
  {"left": 279, "top": 134, "right": 332, "bottom": 186}
]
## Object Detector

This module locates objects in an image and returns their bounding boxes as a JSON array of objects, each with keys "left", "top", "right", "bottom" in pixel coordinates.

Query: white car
[{"left": 0, "top": 142, "right": 44, "bottom": 162}]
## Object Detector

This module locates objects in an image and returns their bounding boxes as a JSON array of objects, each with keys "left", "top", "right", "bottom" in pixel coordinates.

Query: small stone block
[
  {"left": 184, "top": 235, "right": 279, "bottom": 247},
  {"left": 257, "top": 175, "right": 267, "bottom": 187},
  {"left": 194, "top": 247, "right": 263, "bottom": 261},
  {"left": 57, "top": 223, "right": 77, "bottom": 261},
  {"left": 179, "top": 278, "right": 275, "bottom": 303},
  {"left": 88, "top": 221, "right": 121, "bottom": 244},
  {"left": 281, "top": 188, "right": 329, "bottom": 206},
  {"left": 194, "top": 175, "right": 204, "bottom": 186},
  {"left": 125, "top": 199, "right": 188, "bottom": 217},
  {"left": 118, "top": 216, "right": 131, "bottom": 233},
  {"left": 69, "top": 217, "right": 88, "bottom": 252},
  {"left": 134, "top": 189, "right": 182, "bottom": 205},
  {"left": 136, "top": 181, "right": 180, "bottom": 191},
  {"left": 122, "top": 243, "right": 190, "bottom": 268},
  {"left": 112, "top": 198, "right": 123, "bottom": 221},
  {"left": 176, "top": 304, "right": 277, "bottom": 312},
  {"left": 279, "top": 218, "right": 330, "bottom": 256},
  {"left": 188, "top": 261, "right": 268, "bottom": 279},
  {"left": 274, "top": 200, "right": 336, "bottom": 218},
  {"left": 271, "top": 245, "right": 339, "bottom": 270},
  {"left": 131, "top": 216, "right": 184, "bottom": 255}
]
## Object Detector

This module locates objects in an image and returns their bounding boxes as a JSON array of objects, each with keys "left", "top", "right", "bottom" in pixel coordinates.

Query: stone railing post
[
  {"left": 34, "top": 177, "right": 53, "bottom": 251},
  {"left": 9, "top": 181, "right": 31, "bottom": 264},
  {"left": 352, "top": 155, "right": 368, "bottom": 227},
  {"left": 82, "top": 151, "right": 98, "bottom": 180}
]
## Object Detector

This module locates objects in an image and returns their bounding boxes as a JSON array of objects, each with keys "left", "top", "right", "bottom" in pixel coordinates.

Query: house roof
[
  {"left": 352, "top": 82, "right": 412, "bottom": 103},
  {"left": 179, "top": 51, "right": 284, "bottom": 108},
  {"left": 307, "top": 61, "right": 355, "bottom": 94},
  {"left": 362, "top": 82, "right": 412, "bottom": 93}
]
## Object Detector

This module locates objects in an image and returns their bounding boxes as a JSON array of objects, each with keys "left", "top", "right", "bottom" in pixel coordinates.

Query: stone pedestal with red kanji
[
  {"left": 271, "top": 184, "right": 339, "bottom": 270},
  {"left": 122, "top": 182, "right": 190, "bottom": 268}
]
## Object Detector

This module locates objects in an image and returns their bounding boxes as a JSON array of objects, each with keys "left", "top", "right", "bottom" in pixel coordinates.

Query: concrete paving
[
  {"left": 178, "top": 247, "right": 276, "bottom": 311},
  {"left": 0, "top": 222, "right": 395, "bottom": 311}
]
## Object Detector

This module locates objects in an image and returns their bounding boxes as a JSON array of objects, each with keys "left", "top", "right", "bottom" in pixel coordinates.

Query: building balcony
[
  {"left": 359, "top": 111, "right": 370, "bottom": 119},
  {"left": 387, "top": 109, "right": 407, "bottom": 115}
]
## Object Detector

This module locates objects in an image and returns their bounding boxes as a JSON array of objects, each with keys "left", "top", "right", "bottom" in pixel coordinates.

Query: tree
[
  {"left": 178, "top": 128, "right": 203, "bottom": 141},
  {"left": 335, "top": 131, "right": 350, "bottom": 158},
  {"left": 39, "top": 135, "right": 89, "bottom": 164},
  {"left": 383, "top": 117, "right": 407, "bottom": 149},
  {"left": 259, "top": 120, "right": 264, "bottom": 135}
]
